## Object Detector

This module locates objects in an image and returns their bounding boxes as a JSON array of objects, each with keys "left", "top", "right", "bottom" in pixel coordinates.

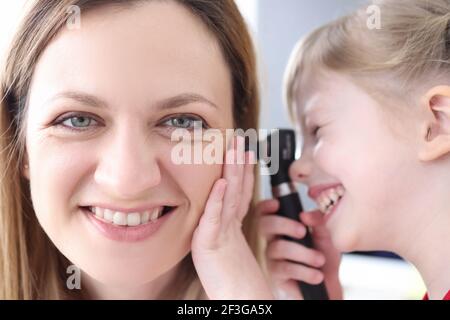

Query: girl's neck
[{"left": 399, "top": 210, "right": 450, "bottom": 300}]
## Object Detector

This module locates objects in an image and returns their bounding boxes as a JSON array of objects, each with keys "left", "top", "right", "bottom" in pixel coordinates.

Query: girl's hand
[
  {"left": 257, "top": 200, "right": 343, "bottom": 300},
  {"left": 191, "top": 136, "right": 273, "bottom": 300}
]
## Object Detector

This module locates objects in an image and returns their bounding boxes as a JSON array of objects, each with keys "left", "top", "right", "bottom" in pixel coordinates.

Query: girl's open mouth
[{"left": 316, "top": 185, "right": 345, "bottom": 218}]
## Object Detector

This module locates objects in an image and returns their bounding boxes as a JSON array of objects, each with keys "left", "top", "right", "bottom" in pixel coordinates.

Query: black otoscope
[{"left": 256, "top": 129, "right": 329, "bottom": 300}]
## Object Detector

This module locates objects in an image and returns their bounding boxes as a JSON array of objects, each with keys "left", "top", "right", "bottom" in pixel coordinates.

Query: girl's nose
[
  {"left": 289, "top": 151, "right": 313, "bottom": 186},
  {"left": 94, "top": 128, "right": 162, "bottom": 199}
]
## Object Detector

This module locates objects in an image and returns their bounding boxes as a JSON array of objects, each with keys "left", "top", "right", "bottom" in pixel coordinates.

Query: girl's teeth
[
  {"left": 329, "top": 190, "right": 339, "bottom": 202},
  {"left": 316, "top": 186, "right": 345, "bottom": 214}
]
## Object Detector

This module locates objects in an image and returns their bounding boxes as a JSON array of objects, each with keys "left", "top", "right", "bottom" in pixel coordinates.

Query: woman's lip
[{"left": 80, "top": 207, "right": 175, "bottom": 242}]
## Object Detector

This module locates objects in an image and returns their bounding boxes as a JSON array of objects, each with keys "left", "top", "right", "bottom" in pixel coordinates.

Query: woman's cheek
[
  {"left": 28, "top": 140, "right": 90, "bottom": 241},
  {"left": 163, "top": 141, "right": 223, "bottom": 218}
]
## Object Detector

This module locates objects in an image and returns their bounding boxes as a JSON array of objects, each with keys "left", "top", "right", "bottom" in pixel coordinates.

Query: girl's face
[
  {"left": 24, "top": 1, "right": 233, "bottom": 286},
  {"left": 289, "top": 70, "right": 426, "bottom": 253}
]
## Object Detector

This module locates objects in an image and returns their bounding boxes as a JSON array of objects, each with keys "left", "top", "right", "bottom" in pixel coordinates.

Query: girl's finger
[
  {"left": 237, "top": 150, "right": 255, "bottom": 221},
  {"left": 259, "top": 215, "right": 306, "bottom": 241},
  {"left": 266, "top": 239, "right": 326, "bottom": 268},
  {"left": 198, "top": 178, "right": 228, "bottom": 240},
  {"left": 299, "top": 210, "right": 325, "bottom": 227},
  {"left": 300, "top": 210, "right": 331, "bottom": 239},
  {"left": 255, "top": 199, "right": 280, "bottom": 216},
  {"left": 222, "top": 136, "right": 245, "bottom": 222},
  {"left": 273, "top": 280, "right": 304, "bottom": 300},
  {"left": 269, "top": 260, "right": 324, "bottom": 285}
]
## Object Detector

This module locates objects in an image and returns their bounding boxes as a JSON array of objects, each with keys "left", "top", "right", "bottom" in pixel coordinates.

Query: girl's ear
[{"left": 418, "top": 86, "right": 450, "bottom": 162}]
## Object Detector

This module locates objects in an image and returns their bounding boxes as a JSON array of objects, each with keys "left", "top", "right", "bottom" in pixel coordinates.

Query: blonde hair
[
  {"left": 284, "top": 0, "right": 450, "bottom": 120},
  {"left": 0, "top": 0, "right": 263, "bottom": 299}
]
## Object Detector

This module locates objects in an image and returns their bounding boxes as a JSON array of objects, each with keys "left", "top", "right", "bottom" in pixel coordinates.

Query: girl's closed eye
[{"left": 311, "top": 124, "right": 322, "bottom": 137}]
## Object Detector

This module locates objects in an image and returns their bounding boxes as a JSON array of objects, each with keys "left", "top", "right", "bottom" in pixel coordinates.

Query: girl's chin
[
  {"left": 329, "top": 223, "right": 361, "bottom": 253},
  {"left": 324, "top": 205, "right": 359, "bottom": 252}
]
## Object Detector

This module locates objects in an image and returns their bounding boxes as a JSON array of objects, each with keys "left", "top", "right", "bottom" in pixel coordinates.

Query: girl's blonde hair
[
  {"left": 0, "top": 0, "right": 263, "bottom": 299},
  {"left": 284, "top": 0, "right": 450, "bottom": 120}
]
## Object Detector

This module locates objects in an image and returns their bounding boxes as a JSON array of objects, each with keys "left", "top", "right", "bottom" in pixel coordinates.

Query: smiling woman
[{"left": 0, "top": 0, "right": 270, "bottom": 300}]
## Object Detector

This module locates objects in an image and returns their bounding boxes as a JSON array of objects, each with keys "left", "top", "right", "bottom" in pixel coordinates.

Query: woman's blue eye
[
  {"left": 162, "top": 115, "right": 208, "bottom": 130},
  {"left": 64, "top": 116, "right": 92, "bottom": 128},
  {"left": 55, "top": 114, "right": 98, "bottom": 131},
  {"left": 53, "top": 113, "right": 208, "bottom": 132}
]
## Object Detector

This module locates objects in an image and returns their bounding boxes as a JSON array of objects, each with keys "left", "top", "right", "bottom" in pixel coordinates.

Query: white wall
[{"left": 0, "top": 0, "right": 27, "bottom": 66}]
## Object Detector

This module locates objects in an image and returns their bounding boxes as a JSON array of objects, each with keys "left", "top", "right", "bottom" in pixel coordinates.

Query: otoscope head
[{"left": 252, "top": 129, "right": 297, "bottom": 186}]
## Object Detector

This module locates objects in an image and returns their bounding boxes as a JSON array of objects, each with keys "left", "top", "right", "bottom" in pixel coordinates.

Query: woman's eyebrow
[{"left": 46, "top": 91, "right": 219, "bottom": 110}]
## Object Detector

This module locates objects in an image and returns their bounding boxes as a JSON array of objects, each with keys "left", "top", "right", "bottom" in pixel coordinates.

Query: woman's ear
[{"left": 418, "top": 86, "right": 450, "bottom": 162}]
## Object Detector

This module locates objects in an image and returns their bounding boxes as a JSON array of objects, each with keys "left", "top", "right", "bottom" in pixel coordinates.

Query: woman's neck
[
  {"left": 399, "top": 209, "right": 450, "bottom": 300},
  {"left": 81, "top": 264, "right": 181, "bottom": 300}
]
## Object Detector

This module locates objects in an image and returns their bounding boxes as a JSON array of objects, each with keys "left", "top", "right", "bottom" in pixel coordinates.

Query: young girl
[
  {"left": 0, "top": 0, "right": 273, "bottom": 299},
  {"left": 257, "top": 0, "right": 450, "bottom": 300}
]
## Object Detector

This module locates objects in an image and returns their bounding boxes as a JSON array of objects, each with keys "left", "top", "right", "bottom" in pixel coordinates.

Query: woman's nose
[
  {"left": 94, "top": 128, "right": 162, "bottom": 199},
  {"left": 289, "top": 150, "right": 313, "bottom": 186}
]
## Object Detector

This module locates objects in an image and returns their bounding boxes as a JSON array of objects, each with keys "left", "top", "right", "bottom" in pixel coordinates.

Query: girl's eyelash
[
  {"left": 51, "top": 113, "right": 210, "bottom": 133},
  {"left": 311, "top": 125, "right": 321, "bottom": 136}
]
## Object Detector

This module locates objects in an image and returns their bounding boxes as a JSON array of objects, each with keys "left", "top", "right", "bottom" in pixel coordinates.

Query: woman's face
[
  {"left": 289, "top": 70, "right": 425, "bottom": 253},
  {"left": 24, "top": 1, "right": 233, "bottom": 286}
]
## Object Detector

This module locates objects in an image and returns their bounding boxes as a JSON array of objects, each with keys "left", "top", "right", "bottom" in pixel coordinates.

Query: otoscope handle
[{"left": 276, "top": 192, "right": 329, "bottom": 300}]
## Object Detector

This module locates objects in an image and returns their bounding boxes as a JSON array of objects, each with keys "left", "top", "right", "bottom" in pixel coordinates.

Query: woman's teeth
[
  {"left": 87, "top": 206, "right": 168, "bottom": 226},
  {"left": 317, "top": 186, "right": 345, "bottom": 215}
]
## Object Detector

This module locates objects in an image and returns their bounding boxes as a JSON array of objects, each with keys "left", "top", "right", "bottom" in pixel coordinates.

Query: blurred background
[{"left": 0, "top": 0, "right": 426, "bottom": 299}]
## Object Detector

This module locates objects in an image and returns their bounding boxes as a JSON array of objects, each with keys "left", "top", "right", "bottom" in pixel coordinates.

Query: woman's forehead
[{"left": 28, "top": 1, "right": 232, "bottom": 113}]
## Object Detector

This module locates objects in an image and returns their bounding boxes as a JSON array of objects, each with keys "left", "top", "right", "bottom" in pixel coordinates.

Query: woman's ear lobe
[{"left": 418, "top": 86, "right": 450, "bottom": 162}]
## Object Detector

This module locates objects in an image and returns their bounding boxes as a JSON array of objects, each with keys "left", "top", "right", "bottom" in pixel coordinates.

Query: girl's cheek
[
  {"left": 312, "top": 140, "right": 330, "bottom": 170},
  {"left": 313, "top": 137, "right": 349, "bottom": 181}
]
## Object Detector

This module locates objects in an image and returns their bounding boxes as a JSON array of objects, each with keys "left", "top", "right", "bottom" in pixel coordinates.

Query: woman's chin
[{"left": 82, "top": 265, "right": 166, "bottom": 288}]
